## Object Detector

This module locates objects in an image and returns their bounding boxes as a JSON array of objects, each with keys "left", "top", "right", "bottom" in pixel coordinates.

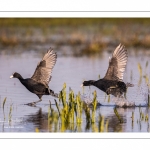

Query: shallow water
[{"left": 0, "top": 48, "right": 150, "bottom": 132}]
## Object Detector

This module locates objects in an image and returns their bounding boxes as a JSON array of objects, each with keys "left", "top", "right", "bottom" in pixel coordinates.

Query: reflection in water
[
  {"left": 107, "top": 115, "right": 124, "bottom": 132},
  {"left": 26, "top": 108, "right": 49, "bottom": 131},
  {"left": 25, "top": 106, "right": 128, "bottom": 132}
]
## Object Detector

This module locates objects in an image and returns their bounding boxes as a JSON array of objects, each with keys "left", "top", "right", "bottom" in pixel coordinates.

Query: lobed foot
[
  {"left": 25, "top": 102, "right": 36, "bottom": 107},
  {"left": 25, "top": 99, "right": 42, "bottom": 106}
]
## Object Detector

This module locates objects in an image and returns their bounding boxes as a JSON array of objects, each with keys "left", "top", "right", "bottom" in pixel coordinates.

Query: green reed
[
  {"left": 91, "top": 91, "right": 97, "bottom": 123},
  {"left": 84, "top": 103, "right": 91, "bottom": 123},
  {"left": 99, "top": 115, "right": 104, "bottom": 132},
  {"left": 105, "top": 119, "right": 109, "bottom": 132},
  {"left": 55, "top": 99, "right": 61, "bottom": 116},
  {"left": 47, "top": 83, "right": 109, "bottom": 132},
  {"left": 132, "top": 112, "right": 134, "bottom": 122},
  {"left": 137, "top": 63, "right": 142, "bottom": 86},
  {"left": 137, "top": 63, "right": 142, "bottom": 77},
  {"left": 3, "top": 97, "right": 6, "bottom": 110},
  {"left": 145, "top": 61, "right": 149, "bottom": 74},
  {"left": 107, "top": 94, "right": 110, "bottom": 103},
  {"left": 148, "top": 93, "right": 150, "bottom": 107},
  {"left": 9, "top": 103, "right": 13, "bottom": 123},
  {"left": 35, "top": 128, "right": 39, "bottom": 132},
  {"left": 3, "top": 97, "right": 7, "bottom": 120},
  {"left": 114, "top": 108, "right": 123, "bottom": 123},
  {"left": 145, "top": 114, "right": 149, "bottom": 122},
  {"left": 76, "top": 92, "right": 83, "bottom": 123}
]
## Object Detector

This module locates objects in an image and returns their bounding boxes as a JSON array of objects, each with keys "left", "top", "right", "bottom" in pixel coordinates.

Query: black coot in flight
[
  {"left": 81, "top": 44, "right": 134, "bottom": 97},
  {"left": 10, "top": 48, "right": 58, "bottom": 106}
]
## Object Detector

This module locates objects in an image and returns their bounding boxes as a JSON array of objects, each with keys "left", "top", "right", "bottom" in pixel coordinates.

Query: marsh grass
[
  {"left": 132, "top": 112, "right": 134, "bottom": 122},
  {"left": 147, "top": 93, "right": 150, "bottom": 107},
  {"left": 137, "top": 63, "right": 143, "bottom": 86},
  {"left": 2, "top": 18, "right": 150, "bottom": 56},
  {"left": 81, "top": 42, "right": 105, "bottom": 55},
  {"left": 46, "top": 83, "right": 110, "bottom": 132},
  {"left": 114, "top": 108, "right": 123, "bottom": 123},
  {"left": 138, "top": 63, "right": 142, "bottom": 77},
  {"left": 35, "top": 128, "right": 39, "bottom": 132},
  {"left": 3, "top": 97, "right": 7, "bottom": 110},
  {"left": 8, "top": 103, "right": 13, "bottom": 123},
  {"left": 91, "top": 91, "right": 97, "bottom": 123},
  {"left": 2, "top": 97, "right": 7, "bottom": 120}
]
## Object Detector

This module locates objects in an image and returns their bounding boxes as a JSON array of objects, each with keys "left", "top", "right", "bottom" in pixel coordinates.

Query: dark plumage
[
  {"left": 10, "top": 48, "right": 58, "bottom": 106},
  {"left": 81, "top": 44, "right": 134, "bottom": 97}
]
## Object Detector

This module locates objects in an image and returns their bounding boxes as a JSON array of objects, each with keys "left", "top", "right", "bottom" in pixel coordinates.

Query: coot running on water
[
  {"left": 81, "top": 44, "right": 134, "bottom": 97},
  {"left": 10, "top": 48, "right": 58, "bottom": 106}
]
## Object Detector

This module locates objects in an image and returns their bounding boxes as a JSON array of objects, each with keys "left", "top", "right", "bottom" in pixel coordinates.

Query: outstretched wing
[
  {"left": 31, "top": 48, "right": 57, "bottom": 85},
  {"left": 103, "top": 44, "right": 128, "bottom": 81}
]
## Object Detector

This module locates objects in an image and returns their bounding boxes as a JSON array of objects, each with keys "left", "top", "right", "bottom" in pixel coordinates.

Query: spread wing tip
[
  {"left": 44, "top": 47, "right": 57, "bottom": 60},
  {"left": 104, "top": 43, "right": 128, "bottom": 81}
]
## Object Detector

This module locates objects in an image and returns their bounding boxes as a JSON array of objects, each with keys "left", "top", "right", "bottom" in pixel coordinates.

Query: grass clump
[
  {"left": 81, "top": 42, "right": 106, "bottom": 55},
  {"left": 3, "top": 97, "right": 7, "bottom": 110},
  {"left": 46, "top": 83, "right": 110, "bottom": 132}
]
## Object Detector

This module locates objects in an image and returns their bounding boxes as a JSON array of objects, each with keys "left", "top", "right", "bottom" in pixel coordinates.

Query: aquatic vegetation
[
  {"left": 137, "top": 63, "right": 142, "bottom": 77},
  {"left": 131, "top": 112, "right": 134, "bottom": 122},
  {"left": 2, "top": 18, "right": 150, "bottom": 57},
  {"left": 81, "top": 42, "right": 105, "bottom": 55},
  {"left": 2, "top": 97, "right": 7, "bottom": 120},
  {"left": 35, "top": 128, "right": 39, "bottom": 132},
  {"left": 3, "top": 97, "right": 7, "bottom": 110},
  {"left": 137, "top": 63, "right": 143, "bottom": 86},
  {"left": 107, "top": 95, "right": 110, "bottom": 103},
  {"left": 46, "top": 83, "right": 110, "bottom": 132},
  {"left": 148, "top": 93, "right": 150, "bottom": 107},
  {"left": 145, "top": 61, "right": 149, "bottom": 74},
  {"left": 8, "top": 103, "right": 13, "bottom": 123},
  {"left": 45, "top": 79, "right": 150, "bottom": 132},
  {"left": 114, "top": 108, "right": 123, "bottom": 123},
  {"left": 91, "top": 91, "right": 97, "bottom": 123}
]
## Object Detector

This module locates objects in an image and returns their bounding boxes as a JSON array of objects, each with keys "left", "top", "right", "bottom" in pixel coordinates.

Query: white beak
[
  {"left": 80, "top": 84, "right": 83, "bottom": 87},
  {"left": 10, "top": 75, "right": 14, "bottom": 79}
]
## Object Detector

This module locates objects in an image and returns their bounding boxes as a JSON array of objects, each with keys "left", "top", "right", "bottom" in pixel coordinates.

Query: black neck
[
  {"left": 83, "top": 80, "right": 96, "bottom": 86},
  {"left": 17, "top": 75, "right": 24, "bottom": 81}
]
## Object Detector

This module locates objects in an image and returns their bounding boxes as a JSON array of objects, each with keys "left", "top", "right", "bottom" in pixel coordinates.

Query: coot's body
[
  {"left": 83, "top": 79, "right": 127, "bottom": 97},
  {"left": 82, "top": 44, "right": 134, "bottom": 97},
  {"left": 10, "top": 48, "right": 58, "bottom": 105},
  {"left": 20, "top": 78, "right": 55, "bottom": 98}
]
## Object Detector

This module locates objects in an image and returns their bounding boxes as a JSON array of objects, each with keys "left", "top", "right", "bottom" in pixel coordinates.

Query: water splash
[
  {"left": 112, "top": 97, "right": 135, "bottom": 107},
  {"left": 81, "top": 93, "right": 93, "bottom": 105}
]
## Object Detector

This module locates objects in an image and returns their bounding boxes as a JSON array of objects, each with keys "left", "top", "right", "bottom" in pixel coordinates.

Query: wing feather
[
  {"left": 31, "top": 47, "right": 57, "bottom": 85},
  {"left": 104, "top": 43, "right": 128, "bottom": 81}
]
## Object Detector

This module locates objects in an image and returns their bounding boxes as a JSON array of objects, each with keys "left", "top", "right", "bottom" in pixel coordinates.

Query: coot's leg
[
  {"left": 25, "top": 98, "right": 42, "bottom": 106},
  {"left": 25, "top": 95, "right": 42, "bottom": 106}
]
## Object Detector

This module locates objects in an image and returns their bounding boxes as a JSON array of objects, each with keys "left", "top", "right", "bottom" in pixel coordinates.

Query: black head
[
  {"left": 81, "top": 80, "right": 95, "bottom": 87},
  {"left": 10, "top": 72, "right": 23, "bottom": 79}
]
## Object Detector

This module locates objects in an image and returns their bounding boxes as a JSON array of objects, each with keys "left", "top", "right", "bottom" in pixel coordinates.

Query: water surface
[{"left": 0, "top": 48, "right": 150, "bottom": 132}]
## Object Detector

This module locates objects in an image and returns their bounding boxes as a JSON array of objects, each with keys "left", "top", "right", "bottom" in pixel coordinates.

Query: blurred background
[{"left": 1, "top": 18, "right": 150, "bottom": 55}]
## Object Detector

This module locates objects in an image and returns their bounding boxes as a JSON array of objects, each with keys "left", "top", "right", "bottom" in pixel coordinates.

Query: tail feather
[{"left": 49, "top": 89, "right": 59, "bottom": 98}]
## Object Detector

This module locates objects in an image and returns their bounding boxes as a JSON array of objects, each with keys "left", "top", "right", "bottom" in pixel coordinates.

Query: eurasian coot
[
  {"left": 10, "top": 48, "right": 58, "bottom": 106},
  {"left": 81, "top": 44, "right": 134, "bottom": 97}
]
